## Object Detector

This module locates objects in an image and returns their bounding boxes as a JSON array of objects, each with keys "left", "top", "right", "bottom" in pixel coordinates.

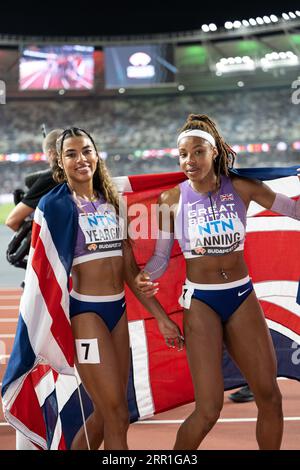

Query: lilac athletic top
[
  {"left": 73, "top": 194, "right": 124, "bottom": 266},
  {"left": 174, "top": 175, "right": 247, "bottom": 258}
]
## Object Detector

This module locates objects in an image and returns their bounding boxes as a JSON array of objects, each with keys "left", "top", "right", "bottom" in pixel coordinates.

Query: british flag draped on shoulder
[
  {"left": 2, "top": 167, "right": 300, "bottom": 449},
  {"left": 1, "top": 184, "right": 90, "bottom": 449}
]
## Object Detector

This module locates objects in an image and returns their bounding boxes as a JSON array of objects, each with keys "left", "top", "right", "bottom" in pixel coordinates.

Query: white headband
[{"left": 177, "top": 129, "right": 216, "bottom": 147}]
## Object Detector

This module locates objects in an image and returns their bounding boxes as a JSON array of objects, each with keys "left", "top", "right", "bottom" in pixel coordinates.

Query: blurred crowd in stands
[{"left": 0, "top": 87, "right": 299, "bottom": 194}]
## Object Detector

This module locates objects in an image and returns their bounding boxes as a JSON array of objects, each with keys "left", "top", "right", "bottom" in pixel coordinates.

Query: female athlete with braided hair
[{"left": 135, "top": 114, "right": 300, "bottom": 449}]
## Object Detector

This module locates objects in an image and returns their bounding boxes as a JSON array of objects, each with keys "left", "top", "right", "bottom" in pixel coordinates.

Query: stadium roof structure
[
  {"left": 0, "top": 0, "right": 299, "bottom": 37},
  {"left": 1, "top": 5, "right": 300, "bottom": 44}
]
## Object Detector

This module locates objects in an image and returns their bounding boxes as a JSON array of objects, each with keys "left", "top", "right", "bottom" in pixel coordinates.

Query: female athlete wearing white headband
[{"left": 135, "top": 113, "right": 300, "bottom": 450}]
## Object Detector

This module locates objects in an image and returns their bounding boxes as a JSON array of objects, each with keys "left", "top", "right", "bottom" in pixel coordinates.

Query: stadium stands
[{"left": 0, "top": 86, "right": 299, "bottom": 193}]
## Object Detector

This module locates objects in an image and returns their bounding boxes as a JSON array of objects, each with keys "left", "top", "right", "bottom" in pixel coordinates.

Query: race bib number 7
[{"left": 75, "top": 338, "right": 100, "bottom": 363}]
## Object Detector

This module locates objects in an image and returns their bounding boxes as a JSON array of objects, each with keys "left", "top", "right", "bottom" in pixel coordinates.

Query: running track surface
[{"left": 1, "top": 288, "right": 299, "bottom": 450}]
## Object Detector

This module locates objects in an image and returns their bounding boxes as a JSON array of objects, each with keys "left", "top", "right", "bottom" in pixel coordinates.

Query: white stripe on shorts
[
  {"left": 70, "top": 290, "right": 125, "bottom": 303},
  {"left": 185, "top": 275, "right": 250, "bottom": 291}
]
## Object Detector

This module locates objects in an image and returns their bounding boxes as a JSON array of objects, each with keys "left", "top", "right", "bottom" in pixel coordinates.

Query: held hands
[
  {"left": 157, "top": 317, "right": 185, "bottom": 351},
  {"left": 135, "top": 270, "right": 159, "bottom": 297},
  {"left": 134, "top": 270, "right": 184, "bottom": 350}
]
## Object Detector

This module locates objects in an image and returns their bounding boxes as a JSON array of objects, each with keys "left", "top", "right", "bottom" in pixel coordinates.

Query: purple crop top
[
  {"left": 73, "top": 194, "right": 124, "bottom": 266},
  {"left": 174, "top": 175, "right": 247, "bottom": 258}
]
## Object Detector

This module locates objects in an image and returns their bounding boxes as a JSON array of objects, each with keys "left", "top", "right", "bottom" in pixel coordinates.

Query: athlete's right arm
[
  {"left": 5, "top": 202, "right": 34, "bottom": 231},
  {"left": 135, "top": 187, "right": 179, "bottom": 296}
]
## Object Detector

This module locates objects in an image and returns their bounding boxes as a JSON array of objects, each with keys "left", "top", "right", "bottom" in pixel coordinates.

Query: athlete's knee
[
  {"left": 269, "top": 388, "right": 282, "bottom": 414},
  {"left": 195, "top": 402, "right": 222, "bottom": 433},
  {"left": 255, "top": 382, "right": 282, "bottom": 412},
  {"left": 117, "top": 404, "right": 130, "bottom": 432},
  {"left": 104, "top": 402, "right": 129, "bottom": 431}
]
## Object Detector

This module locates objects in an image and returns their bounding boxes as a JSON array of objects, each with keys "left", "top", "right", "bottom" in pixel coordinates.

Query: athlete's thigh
[
  {"left": 71, "top": 312, "right": 125, "bottom": 409},
  {"left": 184, "top": 298, "right": 224, "bottom": 402},
  {"left": 224, "top": 291, "right": 277, "bottom": 392},
  {"left": 111, "top": 310, "right": 130, "bottom": 390}
]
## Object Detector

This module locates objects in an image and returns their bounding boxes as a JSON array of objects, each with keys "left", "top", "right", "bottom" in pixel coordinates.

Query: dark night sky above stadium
[{"left": 1, "top": 0, "right": 299, "bottom": 36}]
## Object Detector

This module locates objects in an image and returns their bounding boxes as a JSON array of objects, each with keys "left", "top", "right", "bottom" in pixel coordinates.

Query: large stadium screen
[
  {"left": 19, "top": 45, "right": 94, "bottom": 90},
  {"left": 104, "top": 44, "right": 177, "bottom": 88}
]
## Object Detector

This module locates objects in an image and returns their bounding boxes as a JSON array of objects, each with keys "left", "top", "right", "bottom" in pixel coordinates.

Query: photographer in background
[
  {"left": 5, "top": 128, "right": 63, "bottom": 232},
  {"left": 5, "top": 128, "right": 62, "bottom": 271}
]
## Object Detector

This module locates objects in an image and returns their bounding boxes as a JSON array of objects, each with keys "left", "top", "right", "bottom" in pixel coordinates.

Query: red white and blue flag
[
  {"left": 1, "top": 167, "right": 300, "bottom": 449},
  {"left": 220, "top": 193, "right": 234, "bottom": 201}
]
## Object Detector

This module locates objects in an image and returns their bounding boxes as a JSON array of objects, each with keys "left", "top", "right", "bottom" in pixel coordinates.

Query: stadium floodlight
[
  {"left": 296, "top": 11, "right": 300, "bottom": 17},
  {"left": 201, "top": 24, "right": 210, "bottom": 32},
  {"left": 286, "top": 51, "right": 296, "bottom": 58},
  {"left": 270, "top": 52, "right": 279, "bottom": 59},
  {"left": 209, "top": 23, "right": 217, "bottom": 31},
  {"left": 216, "top": 56, "right": 255, "bottom": 73},
  {"left": 288, "top": 12, "right": 296, "bottom": 19},
  {"left": 233, "top": 20, "right": 242, "bottom": 28},
  {"left": 249, "top": 18, "right": 257, "bottom": 26},
  {"left": 242, "top": 20, "right": 250, "bottom": 27},
  {"left": 270, "top": 15, "right": 278, "bottom": 22},
  {"left": 260, "top": 51, "right": 298, "bottom": 69},
  {"left": 282, "top": 13, "right": 290, "bottom": 20},
  {"left": 224, "top": 21, "right": 233, "bottom": 29},
  {"left": 263, "top": 16, "right": 271, "bottom": 24},
  {"left": 279, "top": 52, "right": 287, "bottom": 59},
  {"left": 256, "top": 17, "right": 264, "bottom": 25}
]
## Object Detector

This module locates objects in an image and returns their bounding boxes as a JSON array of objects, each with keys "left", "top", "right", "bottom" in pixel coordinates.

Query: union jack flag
[
  {"left": 1, "top": 167, "right": 300, "bottom": 449},
  {"left": 220, "top": 193, "right": 234, "bottom": 201}
]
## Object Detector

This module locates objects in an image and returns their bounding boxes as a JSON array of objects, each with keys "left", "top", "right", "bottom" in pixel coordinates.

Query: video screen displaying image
[
  {"left": 19, "top": 45, "right": 94, "bottom": 90},
  {"left": 104, "top": 44, "right": 177, "bottom": 88}
]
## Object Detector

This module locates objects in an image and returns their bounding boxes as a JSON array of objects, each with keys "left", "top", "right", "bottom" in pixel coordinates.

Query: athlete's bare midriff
[
  {"left": 185, "top": 250, "right": 249, "bottom": 284},
  {"left": 71, "top": 256, "right": 124, "bottom": 295}
]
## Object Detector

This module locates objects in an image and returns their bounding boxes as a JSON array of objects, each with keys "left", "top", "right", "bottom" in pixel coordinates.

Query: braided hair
[
  {"left": 178, "top": 114, "right": 236, "bottom": 185},
  {"left": 53, "top": 127, "right": 120, "bottom": 213}
]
